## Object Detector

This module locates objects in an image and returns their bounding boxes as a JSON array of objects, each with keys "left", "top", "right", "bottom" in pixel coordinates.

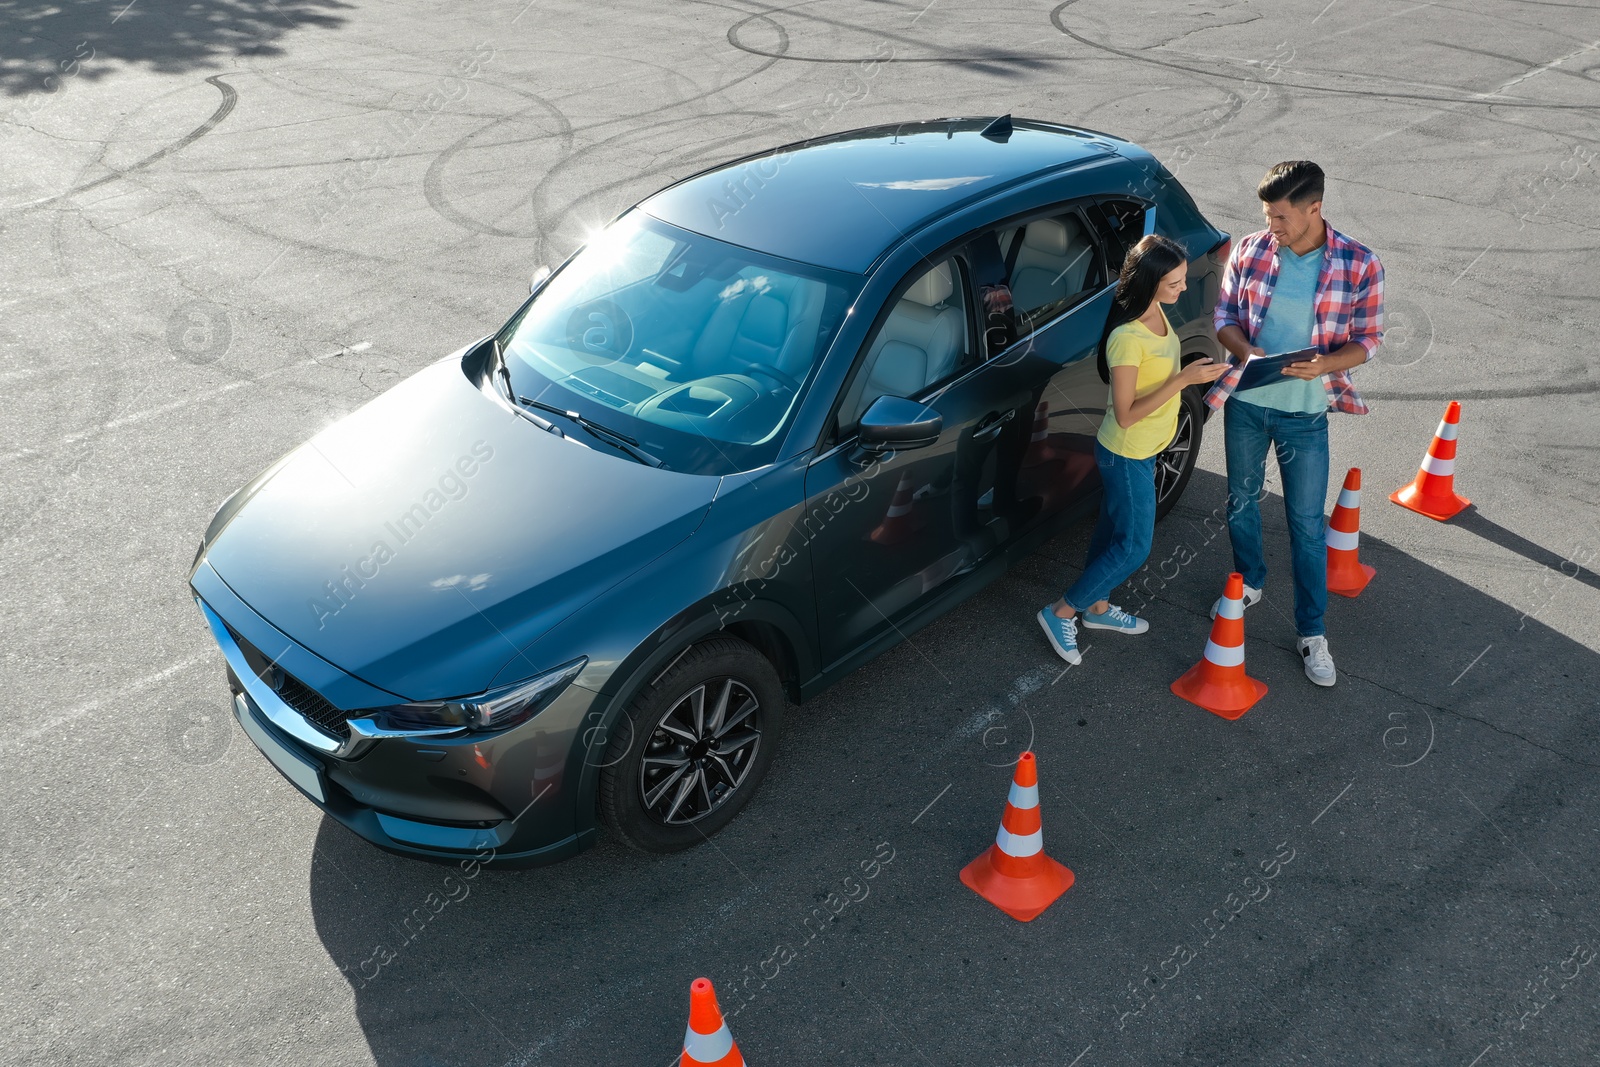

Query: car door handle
[{"left": 972, "top": 410, "right": 1015, "bottom": 441}]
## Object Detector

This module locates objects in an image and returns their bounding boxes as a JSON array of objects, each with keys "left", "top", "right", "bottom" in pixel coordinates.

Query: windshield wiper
[
  {"left": 490, "top": 340, "right": 564, "bottom": 437},
  {"left": 518, "top": 396, "right": 665, "bottom": 468}
]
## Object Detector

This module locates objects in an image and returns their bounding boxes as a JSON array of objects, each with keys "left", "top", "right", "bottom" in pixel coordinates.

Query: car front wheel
[
  {"left": 1154, "top": 384, "right": 1207, "bottom": 520},
  {"left": 598, "top": 635, "right": 784, "bottom": 852}
]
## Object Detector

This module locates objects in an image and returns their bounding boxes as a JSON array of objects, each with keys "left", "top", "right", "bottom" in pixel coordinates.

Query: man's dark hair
[{"left": 1257, "top": 160, "right": 1325, "bottom": 205}]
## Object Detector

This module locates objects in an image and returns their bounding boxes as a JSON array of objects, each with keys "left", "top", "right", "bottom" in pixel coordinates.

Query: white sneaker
[
  {"left": 1297, "top": 635, "right": 1336, "bottom": 687},
  {"left": 1209, "top": 583, "right": 1263, "bottom": 620}
]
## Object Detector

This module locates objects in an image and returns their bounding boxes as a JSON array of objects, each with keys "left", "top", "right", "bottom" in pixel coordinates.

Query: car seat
[
  {"left": 842, "top": 261, "right": 965, "bottom": 428},
  {"left": 1007, "top": 217, "right": 1094, "bottom": 318},
  {"left": 691, "top": 271, "right": 827, "bottom": 386}
]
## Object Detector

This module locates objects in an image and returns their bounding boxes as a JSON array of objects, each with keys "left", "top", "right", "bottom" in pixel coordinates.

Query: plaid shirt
[{"left": 1204, "top": 222, "right": 1385, "bottom": 414}]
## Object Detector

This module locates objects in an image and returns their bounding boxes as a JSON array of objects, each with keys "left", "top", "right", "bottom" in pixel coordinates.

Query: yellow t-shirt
[{"left": 1096, "top": 312, "right": 1181, "bottom": 460}]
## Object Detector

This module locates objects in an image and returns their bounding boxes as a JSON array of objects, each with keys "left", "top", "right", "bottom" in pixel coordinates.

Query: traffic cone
[
  {"left": 959, "top": 751, "right": 1074, "bottom": 921},
  {"left": 681, "top": 977, "right": 744, "bottom": 1067},
  {"left": 1391, "top": 400, "right": 1470, "bottom": 521},
  {"left": 868, "top": 470, "right": 918, "bottom": 545},
  {"left": 1171, "top": 572, "right": 1268, "bottom": 720},
  {"left": 1326, "top": 467, "right": 1376, "bottom": 597},
  {"left": 1022, "top": 400, "right": 1057, "bottom": 467}
]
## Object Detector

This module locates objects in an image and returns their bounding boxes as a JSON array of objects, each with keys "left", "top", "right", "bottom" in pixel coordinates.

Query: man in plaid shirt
[{"left": 1204, "top": 160, "right": 1385, "bottom": 687}]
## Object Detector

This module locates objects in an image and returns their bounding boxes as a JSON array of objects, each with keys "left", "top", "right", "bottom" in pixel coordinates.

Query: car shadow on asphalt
[{"left": 305, "top": 468, "right": 1600, "bottom": 1067}]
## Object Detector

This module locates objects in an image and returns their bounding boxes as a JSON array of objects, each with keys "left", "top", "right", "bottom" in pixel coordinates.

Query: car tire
[
  {"left": 597, "top": 635, "right": 785, "bottom": 853},
  {"left": 1154, "top": 384, "right": 1207, "bottom": 521}
]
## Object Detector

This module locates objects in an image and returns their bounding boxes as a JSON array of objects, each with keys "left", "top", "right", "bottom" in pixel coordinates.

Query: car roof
[{"left": 639, "top": 117, "right": 1136, "bottom": 274}]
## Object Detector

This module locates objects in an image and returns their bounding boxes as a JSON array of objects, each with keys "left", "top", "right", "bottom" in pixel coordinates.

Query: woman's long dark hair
[{"left": 1097, "top": 233, "right": 1189, "bottom": 383}]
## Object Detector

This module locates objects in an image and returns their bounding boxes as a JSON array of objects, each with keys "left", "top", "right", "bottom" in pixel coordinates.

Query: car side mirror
[
  {"left": 857, "top": 395, "right": 942, "bottom": 452},
  {"left": 530, "top": 265, "right": 551, "bottom": 294}
]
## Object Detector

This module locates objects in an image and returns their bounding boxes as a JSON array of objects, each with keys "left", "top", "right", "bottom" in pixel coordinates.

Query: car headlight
[{"left": 376, "top": 658, "right": 587, "bottom": 733}]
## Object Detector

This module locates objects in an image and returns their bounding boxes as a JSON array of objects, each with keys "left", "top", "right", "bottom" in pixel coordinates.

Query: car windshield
[{"left": 499, "top": 212, "right": 860, "bottom": 476}]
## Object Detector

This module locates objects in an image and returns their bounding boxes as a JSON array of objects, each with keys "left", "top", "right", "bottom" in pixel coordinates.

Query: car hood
[{"left": 203, "top": 355, "right": 718, "bottom": 700}]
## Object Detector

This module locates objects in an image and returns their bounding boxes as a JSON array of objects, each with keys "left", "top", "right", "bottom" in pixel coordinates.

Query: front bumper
[
  {"left": 193, "top": 577, "right": 602, "bottom": 867},
  {"left": 232, "top": 688, "right": 595, "bottom": 866}
]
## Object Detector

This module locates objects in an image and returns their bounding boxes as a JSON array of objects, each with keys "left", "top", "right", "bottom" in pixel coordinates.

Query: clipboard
[{"left": 1234, "top": 348, "right": 1318, "bottom": 391}]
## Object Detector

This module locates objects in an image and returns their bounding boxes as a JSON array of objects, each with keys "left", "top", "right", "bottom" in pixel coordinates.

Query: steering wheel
[
  {"left": 742, "top": 361, "right": 802, "bottom": 394},
  {"left": 565, "top": 300, "right": 634, "bottom": 363}
]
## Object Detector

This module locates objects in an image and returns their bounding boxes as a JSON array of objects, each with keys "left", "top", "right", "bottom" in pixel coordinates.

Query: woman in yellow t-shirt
[{"left": 1038, "top": 234, "right": 1229, "bottom": 665}]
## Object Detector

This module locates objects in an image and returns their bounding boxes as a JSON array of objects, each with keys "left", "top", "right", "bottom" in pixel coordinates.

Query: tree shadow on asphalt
[
  {"left": 304, "top": 468, "right": 1600, "bottom": 1067},
  {"left": 0, "top": 0, "right": 350, "bottom": 99}
]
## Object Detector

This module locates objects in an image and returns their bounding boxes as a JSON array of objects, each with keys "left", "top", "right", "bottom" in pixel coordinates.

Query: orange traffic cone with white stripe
[
  {"left": 1022, "top": 400, "right": 1057, "bottom": 467},
  {"left": 1171, "top": 572, "right": 1268, "bottom": 720},
  {"left": 959, "top": 751, "right": 1074, "bottom": 921},
  {"left": 681, "top": 977, "right": 744, "bottom": 1067},
  {"left": 1391, "top": 400, "right": 1470, "bottom": 521},
  {"left": 869, "top": 470, "right": 918, "bottom": 545},
  {"left": 1326, "top": 467, "right": 1376, "bottom": 597}
]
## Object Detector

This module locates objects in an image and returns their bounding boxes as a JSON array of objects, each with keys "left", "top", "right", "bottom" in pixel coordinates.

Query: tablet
[{"left": 1234, "top": 348, "right": 1319, "bottom": 391}]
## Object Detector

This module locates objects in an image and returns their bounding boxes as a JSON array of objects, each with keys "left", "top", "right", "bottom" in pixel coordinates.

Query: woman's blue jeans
[
  {"left": 1223, "top": 397, "right": 1330, "bottom": 637},
  {"left": 1064, "top": 440, "right": 1157, "bottom": 612}
]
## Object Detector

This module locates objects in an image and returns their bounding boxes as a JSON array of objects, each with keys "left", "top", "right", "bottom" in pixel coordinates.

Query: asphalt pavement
[{"left": 3, "top": 1, "right": 1599, "bottom": 1064}]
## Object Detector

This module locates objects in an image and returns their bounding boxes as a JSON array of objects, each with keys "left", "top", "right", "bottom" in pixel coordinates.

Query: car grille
[
  {"left": 275, "top": 672, "right": 352, "bottom": 740},
  {"left": 227, "top": 625, "right": 352, "bottom": 740}
]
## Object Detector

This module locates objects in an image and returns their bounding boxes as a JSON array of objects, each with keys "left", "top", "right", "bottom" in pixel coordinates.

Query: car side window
[
  {"left": 1086, "top": 199, "right": 1149, "bottom": 274},
  {"left": 835, "top": 257, "right": 974, "bottom": 435},
  {"left": 994, "top": 209, "right": 1106, "bottom": 335}
]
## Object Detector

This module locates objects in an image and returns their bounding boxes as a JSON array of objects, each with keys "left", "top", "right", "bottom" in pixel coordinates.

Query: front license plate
[{"left": 234, "top": 694, "right": 327, "bottom": 802}]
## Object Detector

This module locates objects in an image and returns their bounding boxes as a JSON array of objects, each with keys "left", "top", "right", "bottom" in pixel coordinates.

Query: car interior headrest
[
  {"left": 1023, "top": 217, "right": 1078, "bottom": 256},
  {"left": 902, "top": 261, "right": 953, "bottom": 307}
]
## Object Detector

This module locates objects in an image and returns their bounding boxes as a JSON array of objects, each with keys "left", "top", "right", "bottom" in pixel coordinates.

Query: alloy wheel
[
  {"left": 638, "top": 677, "right": 762, "bottom": 825},
  {"left": 1155, "top": 404, "right": 1194, "bottom": 507}
]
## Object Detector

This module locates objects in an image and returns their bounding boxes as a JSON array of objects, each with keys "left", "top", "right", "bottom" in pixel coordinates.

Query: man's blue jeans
[
  {"left": 1065, "top": 440, "right": 1157, "bottom": 612},
  {"left": 1223, "top": 398, "right": 1330, "bottom": 637}
]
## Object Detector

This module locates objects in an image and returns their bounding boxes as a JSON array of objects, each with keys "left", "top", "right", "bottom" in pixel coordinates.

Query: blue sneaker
[
  {"left": 1037, "top": 607, "right": 1082, "bottom": 665},
  {"left": 1081, "top": 603, "right": 1149, "bottom": 634}
]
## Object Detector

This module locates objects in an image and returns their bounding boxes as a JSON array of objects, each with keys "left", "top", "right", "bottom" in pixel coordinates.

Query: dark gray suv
[{"left": 190, "top": 117, "right": 1228, "bottom": 866}]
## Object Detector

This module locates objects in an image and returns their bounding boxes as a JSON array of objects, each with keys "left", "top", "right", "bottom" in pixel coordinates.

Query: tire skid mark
[
  {"left": 535, "top": 49, "right": 711, "bottom": 115},
  {"left": 521, "top": 110, "right": 784, "bottom": 246},
  {"left": 726, "top": 1, "right": 1070, "bottom": 64},
  {"left": 424, "top": 50, "right": 792, "bottom": 238},
  {"left": 535, "top": 116, "right": 787, "bottom": 232},
  {"left": 175, "top": 197, "right": 422, "bottom": 269},
  {"left": 208, "top": 62, "right": 589, "bottom": 131},
  {"left": 1073, "top": 84, "right": 1268, "bottom": 160},
  {"left": 20, "top": 74, "right": 232, "bottom": 545},
  {"left": 1050, "top": 0, "right": 1600, "bottom": 111},
  {"left": 1429, "top": 0, "right": 1600, "bottom": 40},
  {"left": 234, "top": 50, "right": 715, "bottom": 143},
  {"left": 180, "top": 145, "right": 471, "bottom": 176},
  {"left": 422, "top": 60, "right": 764, "bottom": 237},
  {"left": 510, "top": 0, "right": 792, "bottom": 139},
  {"left": 421, "top": 88, "right": 577, "bottom": 241},
  {"left": 9, "top": 75, "right": 238, "bottom": 213},
  {"left": 419, "top": 0, "right": 793, "bottom": 238},
  {"left": 1365, "top": 380, "right": 1600, "bottom": 401}
]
